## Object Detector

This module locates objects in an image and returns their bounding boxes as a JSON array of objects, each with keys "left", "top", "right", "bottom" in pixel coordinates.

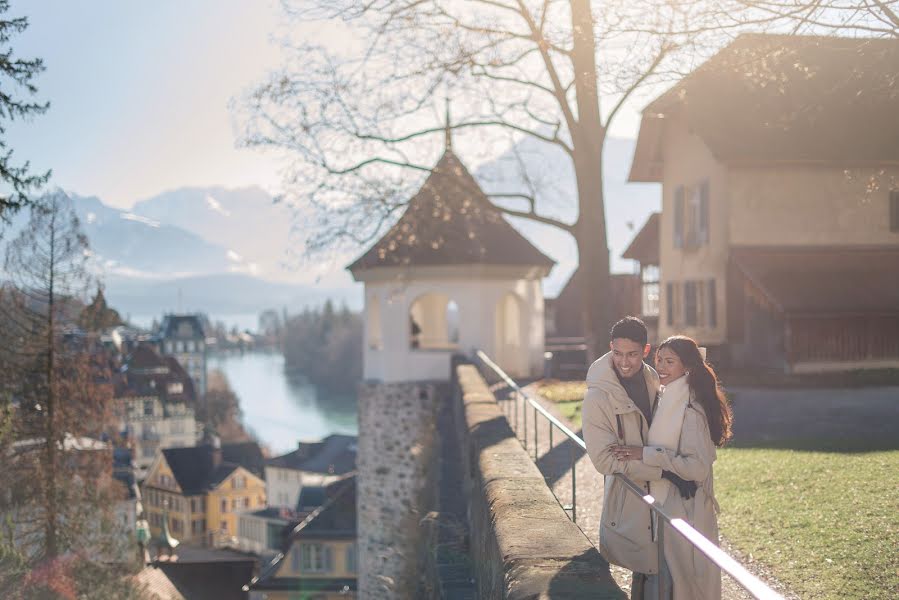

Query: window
[
  {"left": 221, "top": 499, "right": 227, "bottom": 513},
  {"left": 243, "top": 497, "right": 250, "bottom": 509},
  {"left": 300, "top": 543, "right": 332, "bottom": 573},
  {"left": 191, "top": 519, "right": 206, "bottom": 534},
  {"left": 891, "top": 190, "right": 899, "bottom": 232},
  {"left": 220, "top": 521, "right": 227, "bottom": 531},
  {"left": 684, "top": 281, "right": 698, "bottom": 326},
  {"left": 345, "top": 544, "right": 357, "bottom": 573},
  {"left": 641, "top": 265, "right": 660, "bottom": 317},
  {"left": 674, "top": 180, "right": 710, "bottom": 249},
  {"left": 673, "top": 186, "right": 685, "bottom": 248},
  {"left": 143, "top": 400, "right": 154, "bottom": 416},
  {"left": 668, "top": 279, "right": 718, "bottom": 329}
]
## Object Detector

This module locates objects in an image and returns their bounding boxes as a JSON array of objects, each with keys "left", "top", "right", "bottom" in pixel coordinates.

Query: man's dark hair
[{"left": 610, "top": 316, "right": 648, "bottom": 346}]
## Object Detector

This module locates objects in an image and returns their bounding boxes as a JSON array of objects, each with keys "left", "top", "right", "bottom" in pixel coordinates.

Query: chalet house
[
  {"left": 159, "top": 314, "right": 208, "bottom": 397},
  {"left": 142, "top": 441, "right": 266, "bottom": 546},
  {"left": 265, "top": 434, "right": 357, "bottom": 509},
  {"left": 629, "top": 34, "right": 899, "bottom": 372},
  {"left": 247, "top": 476, "right": 357, "bottom": 600},
  {"left": 347, "top": 131, "right": 554, "bottom": 381},
  {"left": 116, "top": 344, "right": 199, "bottom": 473}
]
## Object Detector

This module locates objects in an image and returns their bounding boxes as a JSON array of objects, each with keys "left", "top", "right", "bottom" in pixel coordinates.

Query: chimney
[{"left": 210, "top": 434, "right": 222, "bottom": 467}]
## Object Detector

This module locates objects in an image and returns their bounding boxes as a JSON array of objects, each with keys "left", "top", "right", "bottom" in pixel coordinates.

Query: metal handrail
[{"left": 475, "top": 350, "right": 784, "bottom": 600}]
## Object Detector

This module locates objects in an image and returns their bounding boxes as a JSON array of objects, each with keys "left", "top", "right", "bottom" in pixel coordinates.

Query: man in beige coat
[{"left": 582, "top": 317, "right": 696, "bottom": 599}]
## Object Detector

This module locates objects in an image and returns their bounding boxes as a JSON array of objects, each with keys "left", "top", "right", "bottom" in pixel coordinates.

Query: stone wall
[
  {"left": 453, "top": 361, "right": 626, "bottom": 599},
  {"left": 357, "top": 381, "right": 439, "bottom": 598}
]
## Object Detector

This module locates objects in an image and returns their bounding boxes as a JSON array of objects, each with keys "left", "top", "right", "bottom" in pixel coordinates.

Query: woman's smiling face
[{"left": 655, "top": 346, "right": 687, "bottom": 386}]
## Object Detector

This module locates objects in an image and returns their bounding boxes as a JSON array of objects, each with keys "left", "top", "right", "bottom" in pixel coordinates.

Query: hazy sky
[
  {"left": 6, "top": 1, "right": 643, "bottom": 211},
  {"left": 7, "top": 0, "right": 287, "bottom": 209}
]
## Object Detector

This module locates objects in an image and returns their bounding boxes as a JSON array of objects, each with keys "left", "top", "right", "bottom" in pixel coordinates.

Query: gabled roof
[
  {"left": 347, "top": 150, "right": 555, "bottom": 275},
  {"left": 630, "top": 34, "right": 899, "bottom": 182},
  {"left": 266, "top": 434, "right": 357, "bottom": 475},
  {"left": 117, "top": 344, "right": 196, "bottom": 405},
  {"left": 159, "top": 442, "right": 264, "bottom": 496},
  {"left": 731, "top": 246, "right": 899, "bottom": 314},
  {"left": 621, "top": 212, "right": 660, "bottom": 265},
  {"left": 160, "top": 314, "right": 206, "bottom": 340}
]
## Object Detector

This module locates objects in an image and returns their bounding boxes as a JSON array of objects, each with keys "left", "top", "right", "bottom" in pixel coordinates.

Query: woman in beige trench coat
[{"left": 613, "top": 336, "right": 733, "bottom": 600}]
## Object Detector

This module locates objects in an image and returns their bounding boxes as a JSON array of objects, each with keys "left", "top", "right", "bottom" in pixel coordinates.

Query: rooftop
[
  {"left": 630, "top": 34, "right": 899, "bottom": 181},
  {"left": 267, "top": 433, "right": 357, "bottom": 475},
  {"left": 347, "top": 149, "right": 555, "bottom": 275}
]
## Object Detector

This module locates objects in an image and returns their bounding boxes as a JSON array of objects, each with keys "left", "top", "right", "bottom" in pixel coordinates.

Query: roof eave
[{"left": 628, "top": 113, "right": 666, "bottom": 183}]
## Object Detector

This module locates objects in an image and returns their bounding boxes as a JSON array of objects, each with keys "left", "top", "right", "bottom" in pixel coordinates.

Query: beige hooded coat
[
  {"left": 642, "top": 379, "right": 722, "bottom": 600},
  {"left": 582, "top": 352, "right": 662, "bottom": 575}
]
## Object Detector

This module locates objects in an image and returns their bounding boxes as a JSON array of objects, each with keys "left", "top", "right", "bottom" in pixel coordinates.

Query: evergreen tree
[{"left": 0, "top": 0, "right": 50, "bottom": 221}]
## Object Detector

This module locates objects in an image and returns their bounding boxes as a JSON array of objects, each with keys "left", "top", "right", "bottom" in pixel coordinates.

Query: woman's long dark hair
[{"left": 657, "top": 335, "right": 733, "bottom": 447}]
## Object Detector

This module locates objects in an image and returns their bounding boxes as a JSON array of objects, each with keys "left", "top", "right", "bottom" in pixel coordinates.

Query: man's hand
[{"left": 662, "top": 470, "right": 698, "bottom": 499}]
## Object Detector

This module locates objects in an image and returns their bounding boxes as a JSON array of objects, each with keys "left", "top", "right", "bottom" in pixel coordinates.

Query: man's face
[{"left": 610, "top": 338, "right": 650, "bottom": 379}]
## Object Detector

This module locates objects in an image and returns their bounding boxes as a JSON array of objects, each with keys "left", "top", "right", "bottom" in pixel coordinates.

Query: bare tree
[
  {"left": 0, "top": 191, "right": 121, "bottom": 564},
  {"left": 0, "top": 0, "right": 50, "bottom": 221},
  {"left": 722, "top": 1, "right": 899, "bottom": 38},
  {"left": 239, "top": 0, "right": 733, "bottom": 357}
]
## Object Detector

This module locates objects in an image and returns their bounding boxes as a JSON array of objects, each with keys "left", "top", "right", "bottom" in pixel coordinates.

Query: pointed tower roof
[{"left": 347, "top": 149, "right": 555, "bottom": 277}]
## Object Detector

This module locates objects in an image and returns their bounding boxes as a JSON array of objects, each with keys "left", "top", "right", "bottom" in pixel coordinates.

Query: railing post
[
  {"left": 514, "top": 389, "right": 519, "bottom": 438},
  {"left": 534, "top": 405, "right": 539, "bottom": 462},
  {"left": 570, "top": 442, "right": 577, "bottom": 524},
  {"left": 548, "top": 421, "right": 553, "bottom": 451},
  {"left": 658, "top": 518, "right": 671, "bottom": 600},
  {"left": 522, "top": 393, "right": 528, "bottom": 451}
]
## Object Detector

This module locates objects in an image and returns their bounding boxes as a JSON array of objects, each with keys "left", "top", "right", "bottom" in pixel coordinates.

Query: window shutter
[
  {"left": 666, "top": 282, "right": 674, "bottom": 326},
  {"left": 685, "top": 281, "right": 698, "bottom": 326},
  {"left": 699, "top": 180, "right": 710, "bottom": 244},
  {"left": 674, "top": 186, "right": 685, "bottom": 248},
  {"left": 708, "top": 279, "right": 717, "bottom": 328},
  {"left": 324, "top": 545, "right": 334, "bottom": 572},
  {"left": 890, "top": 190, "right": 899, "bottom": 232}
]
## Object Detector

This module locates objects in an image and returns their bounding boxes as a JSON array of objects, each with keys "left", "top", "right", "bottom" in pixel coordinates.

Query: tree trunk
[
  {"left": 44, "top": 210, "right": 59, "bottom": 559},
  {"left": 570, "top": 0, "right": 612, "bottom": 361}
]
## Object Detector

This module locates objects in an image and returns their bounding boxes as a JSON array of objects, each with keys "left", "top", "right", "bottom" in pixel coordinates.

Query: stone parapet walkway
[{"left": 482, "top": 377, "right": 788, "bottom": 600}]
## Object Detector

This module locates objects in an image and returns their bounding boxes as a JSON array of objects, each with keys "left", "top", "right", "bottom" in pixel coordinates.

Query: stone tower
[{"left": 347, "top": 130, "right": 554, "bottom": 597}]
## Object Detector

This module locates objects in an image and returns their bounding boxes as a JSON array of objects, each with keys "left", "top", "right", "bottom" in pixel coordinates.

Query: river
[{"left": 207, "top": 350, "right": 358, "bottom": 454}]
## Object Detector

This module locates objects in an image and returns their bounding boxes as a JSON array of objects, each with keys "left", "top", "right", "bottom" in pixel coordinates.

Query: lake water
[{"left": 207, "top": 351, "right": 358, "bottom": 454}]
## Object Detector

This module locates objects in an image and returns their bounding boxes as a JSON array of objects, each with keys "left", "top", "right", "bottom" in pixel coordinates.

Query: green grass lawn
[
  {"left": 534, "top": 380, "right": 899, "bottom": 599},
  {"left": 716, "top": 445, "right": 899, "bottom": 600}
]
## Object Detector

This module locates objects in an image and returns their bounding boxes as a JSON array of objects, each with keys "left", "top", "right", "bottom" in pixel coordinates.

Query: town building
[
  {"left": 629, "top": 34, "right": 899, "bottom": 372},
  {"left": 246, "top": 476, "right": 357, "bottom": 599},
  {"left": 159, "top": 314, "right": 208, "bottom": 397},
  {"left": 265, "top": 434, "right": 357, "bottom": 509},
  {"left": 347, "top": 131, "right": 555, "bottom": 381},
  {"left": 116, "top": 344, "right": 200, "bottom": 473},
  {"left": 142, "top": 441, "right": 266, "bottom": 546}
]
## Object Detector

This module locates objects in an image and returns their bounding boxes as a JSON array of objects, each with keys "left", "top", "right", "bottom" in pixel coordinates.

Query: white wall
[{"left": 360, "top": 266, "right": 546, "bottom": 382}]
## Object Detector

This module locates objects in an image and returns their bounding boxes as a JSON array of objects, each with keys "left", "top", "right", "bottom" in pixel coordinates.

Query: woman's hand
[{"left": 611, "top": 444, "right": 643, "bottom": 461}]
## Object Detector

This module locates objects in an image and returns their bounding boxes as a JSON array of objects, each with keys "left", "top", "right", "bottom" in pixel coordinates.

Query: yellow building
[
  {"left": 143, "top": 441, "right": 267, "bottom": 544},
  {"left": 247, "top": 475, "right": 357, "bottom": 600}
]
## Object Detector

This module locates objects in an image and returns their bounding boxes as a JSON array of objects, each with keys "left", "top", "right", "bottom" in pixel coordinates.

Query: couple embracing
[{"left": 583, "top": 316, "right": 733, "bottom": 600}]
